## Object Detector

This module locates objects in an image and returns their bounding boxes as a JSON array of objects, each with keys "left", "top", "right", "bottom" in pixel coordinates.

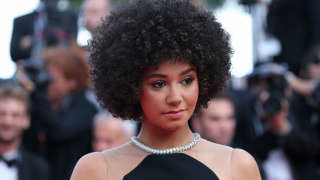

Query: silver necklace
[{"left": 131, "top": 133, "right": 201, "bottom": 155}]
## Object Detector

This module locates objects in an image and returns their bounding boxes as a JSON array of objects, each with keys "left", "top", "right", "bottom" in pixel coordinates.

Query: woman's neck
[{"left": 137, "top": 122, "right": 195, "bottom": 150}]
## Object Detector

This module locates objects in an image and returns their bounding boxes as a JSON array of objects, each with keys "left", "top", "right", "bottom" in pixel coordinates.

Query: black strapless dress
[{"left": 123, "top": 153, "right": 219, "bottom": 180}]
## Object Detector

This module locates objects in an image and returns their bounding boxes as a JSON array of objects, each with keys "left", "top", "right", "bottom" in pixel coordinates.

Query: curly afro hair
[{"left": 89, "top": 0, "right": 232, "bottom": 120}]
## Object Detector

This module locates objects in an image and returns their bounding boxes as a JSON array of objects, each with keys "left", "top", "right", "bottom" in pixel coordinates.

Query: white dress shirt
[{"left": 0, "top": 150, "right": 19, "bottom": 180}]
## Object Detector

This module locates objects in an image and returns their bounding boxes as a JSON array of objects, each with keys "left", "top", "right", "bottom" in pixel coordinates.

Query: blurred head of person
[
  {"left": 42, "top": 42, "right": 90, "bottom": 110},
  {"left": 195, "top": 93, "right": 236, "bottom": 146},
  {"left": 82, "top": 0, "right": 111, "bottom": 33},
  {"left": 247, "top": 63, "right": 291, "bottom": 107},
  {"left": 0, "top": 82, "right": 30, "bottom": 152},
  {"left": 92, "top": 111, "right": 136, "bottom": 152},
  {"left": 300, "top": 45, "right": 320, "bottom": 81}
]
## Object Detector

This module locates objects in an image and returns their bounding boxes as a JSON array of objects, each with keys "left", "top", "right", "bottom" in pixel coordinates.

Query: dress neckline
[{"left": 123, "top": 152, "right": 219, "bottom": 180}]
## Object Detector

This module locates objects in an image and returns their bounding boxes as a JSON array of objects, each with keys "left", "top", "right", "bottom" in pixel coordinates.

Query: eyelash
[
  {"left": 151, "top": 76, "right": 195, "bottom": 88},
  {"left": 151, "top": 80, "right": 167, "bottom": 88},
  {"left": 181, "top": 76, "right": 194, "bottom": 86}
]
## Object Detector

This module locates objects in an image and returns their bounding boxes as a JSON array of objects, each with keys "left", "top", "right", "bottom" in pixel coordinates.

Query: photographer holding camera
[{"left": 246, "top": 63, "right": 320, "bottom": 180}]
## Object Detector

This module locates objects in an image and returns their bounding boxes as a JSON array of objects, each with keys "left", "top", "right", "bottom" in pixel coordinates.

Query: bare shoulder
[
  {"left": 231, "top": 148, "right": 261, "bottom": 180},
  {"left": 70, "top": 152, "right": 108, "bottom": 180},
  {"left": 192, "top": 140, "right": 261, "bottom": 179},
  {"left": 191, "top": 139, "right": 234, "bottom": 179},
  {"left": 197, "top": 138, "right": 233, "bottom": 159},
  {"left": 71, "top": 142, "right": 147, "bottom": 180}
]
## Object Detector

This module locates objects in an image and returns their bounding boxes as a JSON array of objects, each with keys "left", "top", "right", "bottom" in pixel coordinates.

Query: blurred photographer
[
  {"left": 248, "top": 74, "right": 320, "bottom": 180},
  {"left": 232, "top": 63, "right": 289, "bottom": 150}
]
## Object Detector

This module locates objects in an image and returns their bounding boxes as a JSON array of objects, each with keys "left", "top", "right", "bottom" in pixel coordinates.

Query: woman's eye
[
  {"left": 181, "top": 76, "right": 194, "bottom": 86},
  {"left": 151, "top": 80, "right": 166, "bottom": 88}
]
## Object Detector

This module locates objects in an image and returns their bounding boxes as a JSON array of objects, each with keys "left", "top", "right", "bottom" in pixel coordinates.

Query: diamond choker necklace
[{"left": 131, "top": 133, "right": 201, "bottom": 155}]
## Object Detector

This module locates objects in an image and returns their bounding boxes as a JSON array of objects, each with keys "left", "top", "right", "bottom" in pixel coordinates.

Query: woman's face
[{"left": 140, "top": 60, "right": 199, "bottom": 131}]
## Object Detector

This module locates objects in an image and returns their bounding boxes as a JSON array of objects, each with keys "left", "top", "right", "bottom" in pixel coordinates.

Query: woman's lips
[{"left": 163, "top": 110, "right": 184, "bottom": 119}]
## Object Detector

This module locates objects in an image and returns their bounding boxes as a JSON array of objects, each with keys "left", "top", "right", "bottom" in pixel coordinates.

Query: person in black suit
[
  {"left": 10, "top": 0, "right": 78, "bottom": 62},
  {"left": 0, "top": 82, "right": 50, "bottom": 180}
]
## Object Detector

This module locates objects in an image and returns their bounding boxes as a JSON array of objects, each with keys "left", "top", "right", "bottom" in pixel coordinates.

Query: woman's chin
[{"left": 160, "top": 120, "right": 189, "bottom": 132}]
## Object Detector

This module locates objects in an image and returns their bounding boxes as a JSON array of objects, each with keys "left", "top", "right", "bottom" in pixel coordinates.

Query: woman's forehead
[{"left": 143, "top": 60, "right": 195, "bottom": 75}]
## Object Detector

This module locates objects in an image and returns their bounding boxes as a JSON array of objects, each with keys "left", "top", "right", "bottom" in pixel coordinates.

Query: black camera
[
  {"left": 263, "top": 89, "right": 286, "bottom": 116},
  {"left": 248, "top": 63, "right": 290, "bottom": 116}
]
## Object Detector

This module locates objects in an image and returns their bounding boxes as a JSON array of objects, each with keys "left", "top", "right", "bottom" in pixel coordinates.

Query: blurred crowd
[{"left": 0, "top": 0, "right": 319, "bottom": 180}]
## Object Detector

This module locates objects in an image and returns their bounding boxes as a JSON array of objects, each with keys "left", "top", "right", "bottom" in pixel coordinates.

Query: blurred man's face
[
  {"left": 93, "top": 118, "right": 129, "bottom": 152},
  {"left": 82, "top": 0, "right": 110, "bottom": 32},
  {"left": 199, "top": 98, "right": 236, "bottom": 145},
  {"left": 0, "top": 98, "right": 29, "bottom": 144}
]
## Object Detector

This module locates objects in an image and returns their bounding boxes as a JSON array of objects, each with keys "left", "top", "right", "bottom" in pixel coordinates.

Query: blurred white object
[
  {"left": 0, "top": 0, "right": 39, "bottom": 79},
  {"left": 215, "top": 0, "right": 253, "bottom": 78}
]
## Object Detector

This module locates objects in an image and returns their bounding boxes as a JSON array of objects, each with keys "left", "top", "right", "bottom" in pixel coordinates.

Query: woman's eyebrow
[
  {"left": 146, "top": 74, "right": 166, "bottom": 79},
  {"left": 180, "top": 68, "right": 195, "bottom": 75},
  {"left": 146, "top": 67, "right": 195, "bottom": 79}
]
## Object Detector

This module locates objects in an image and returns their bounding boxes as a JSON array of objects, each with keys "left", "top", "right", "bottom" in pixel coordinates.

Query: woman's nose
[{"left": 166, "top": 85, "right": 182, "bottom": 106}]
